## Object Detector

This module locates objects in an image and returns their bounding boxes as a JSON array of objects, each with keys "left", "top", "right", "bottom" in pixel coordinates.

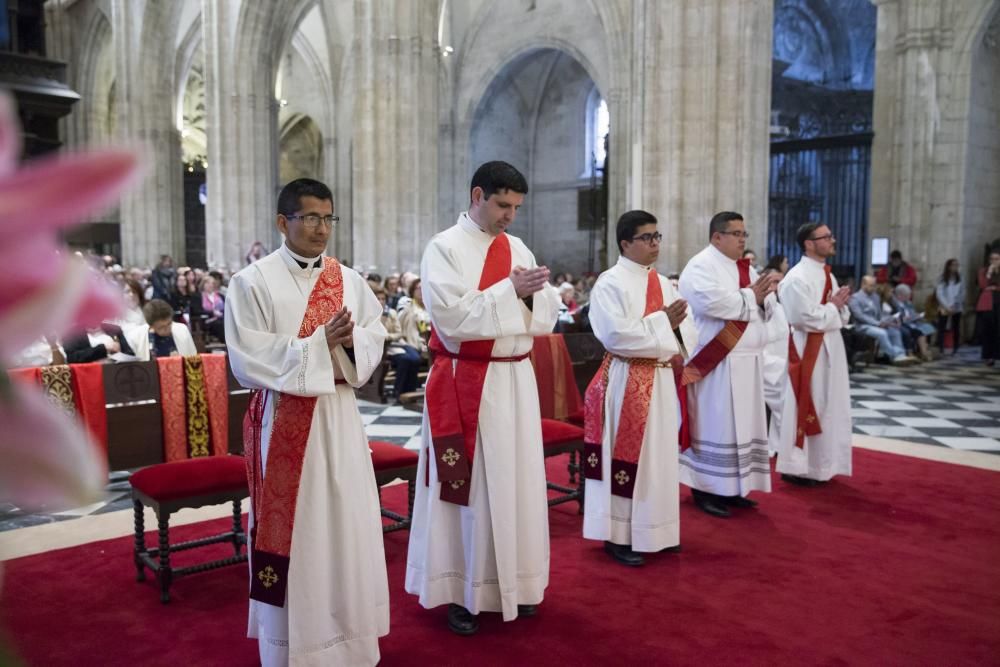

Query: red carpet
[{"left": 2, "top": 449, "right": 999, "bottom": 666}]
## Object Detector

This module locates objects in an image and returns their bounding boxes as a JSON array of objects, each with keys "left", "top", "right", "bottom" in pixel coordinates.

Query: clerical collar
[
  {"left": 803, "top": 255, "right": 827, "bottom": 268},
  {"left": 617, "top": 255, "right": 654, "bottom": 274},
  {"left": 708, "top": 244, "right": 737, "bottom": 264},
  {"left": 458, "top": 212, "right": 492, "bottom": 238},
  {"left": 282, "top": 243, "right": 322, "bottom": 269}
]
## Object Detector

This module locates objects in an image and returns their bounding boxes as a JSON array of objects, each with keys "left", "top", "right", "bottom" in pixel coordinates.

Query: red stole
[
  {"left": 787, "top": 264, "right": 831, "bottom": 448},
  {"left": 583, "top": 269, "right": 685, "bottom": 498},
  {"left": 244, "top": 257, "right": 344, "bottom": 607},
  {"left": 680, "top": 257, "right": 752, "bottom": 386},
  {"left": 425, "top": 233, "right": 512, "bottom": 506}
]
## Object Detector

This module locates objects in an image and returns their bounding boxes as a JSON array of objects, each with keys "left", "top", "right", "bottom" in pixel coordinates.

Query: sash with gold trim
[
  {"left": 157, "top": 354, "right": 229, "bottom": 461},
  {"left": 583, "top": 269, "right": 685, "bottom": 498},
  {"left": 244, "top": 257, "right": 344, "bottom": 607},
  {"left": 787, "top": 264, "right": 832, "bottom": 448},
  {"left": 425, "top": 233, "right": 515, "bottom": 506}
]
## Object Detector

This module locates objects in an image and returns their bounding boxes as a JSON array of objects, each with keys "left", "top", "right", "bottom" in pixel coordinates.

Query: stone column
[
  {"left": 111, "top": 0, "right": 185, "bottom": 267},
  {"left": 869, "top": 0, "right": 997, "bottom": 294},
  {"left": 620, "top": 0, "right": 773, "bottom": 273},
  {"left": 202, "top": 0, "right": 280, "bottom": 271},
  {"left": 351, "top": 0, "right": 439, "bottom": 273}
]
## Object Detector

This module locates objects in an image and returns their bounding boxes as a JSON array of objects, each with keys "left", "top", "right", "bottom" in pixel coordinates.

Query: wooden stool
[
  {"left": 370, "top": 440, "right": 419, "bottom": 532},
  {"left": 130, "top": 455, "right": 249, "bottom": 603}
]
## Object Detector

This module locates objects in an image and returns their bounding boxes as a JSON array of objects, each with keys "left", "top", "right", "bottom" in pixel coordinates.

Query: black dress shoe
[
  {"left": 691, "top": 489, "right": 731, "bottom": 518},
  {"left": 603, "top": 541, "right": 645, "bottom": 566},
  {"left": 447, "top": 604, "right": 479, "bottom": 636},
  {"left": 517, "top": 604, "right": 538, "bottom": 617},
  {"left": 659, "top": 544, "right": 682, "bottom": 553},
  {"left": 781, "top": 473, "right": 820, "bottom": 487},
  {"left": 722, "top": 495, "right": 758, "bottom": 508}
]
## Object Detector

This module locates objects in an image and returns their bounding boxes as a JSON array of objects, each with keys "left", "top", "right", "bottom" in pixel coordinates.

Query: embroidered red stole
[
  {"left": 583, "top": 270, "right": 685, "bottom": 498},
  {"left": 157, "top": 354, "right": 229, "bottom": 461},
  {"left": 244, "top": 257, "right": 344, "bottom": 607},
  {"left": 787, "top": 264, "right": 831, "bottom": 448},
  {"left": 680, "top": 257, "right": 752, "bottom": 386},
  {"left": 9, "top": 363, "right": 108, "bottom": 458},
  {"left": 425, "top": 233, "right": 512, "bottom": 506}
]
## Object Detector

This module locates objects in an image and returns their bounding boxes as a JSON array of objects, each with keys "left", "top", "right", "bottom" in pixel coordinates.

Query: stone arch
[
  {"left": 174, "top": 13, "right": 202, "bottom": 135},
  {"left": 77, "top": 8, "right": 114, "bottom": 143},
  {"left": 773, "top": 0, "right": 853, "bottom": 87},
  {"left": 279, "top": 114, "right": 324, "bottom": 184}
]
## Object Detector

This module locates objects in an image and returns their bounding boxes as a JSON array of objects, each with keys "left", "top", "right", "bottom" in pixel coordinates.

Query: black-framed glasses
[
  {"left": 631, "top": 232, "right": 663, "bottom": 244},
  {"left": 809, "top": 233, "right": 835, "bottom": 242},
  {"left": 286, "top": 214, "right": 339, "bottom": 230},
  {"left": 718, "top": 230, "right": 750, "bottom": 239}
]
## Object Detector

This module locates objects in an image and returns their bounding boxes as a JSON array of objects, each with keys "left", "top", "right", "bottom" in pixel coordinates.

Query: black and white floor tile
[{"left": 1, "top": 347, "right": 997, "bottom": 533}]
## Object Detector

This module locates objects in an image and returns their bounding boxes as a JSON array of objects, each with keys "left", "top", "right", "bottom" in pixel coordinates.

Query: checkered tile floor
[
  {"left": 2, "top": 348, "right": 996, "bottom": 533},
  {"left": 848, "top": 347, "right": 1000, "bottom": 452}
]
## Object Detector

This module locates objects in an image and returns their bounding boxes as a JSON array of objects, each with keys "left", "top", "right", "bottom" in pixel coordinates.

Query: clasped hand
[
  {"left": 828, "top": 286, "right": 851, "bottom": 309},
  {"left": 663, "top": 298, "right": 688, "bottom": 329},
  {"left": 324, "top": 307, "right": 354, "bottom": 349},
  {"left": 510, "top": 265, "right": 550, "bottom": 298},
  {"left": 750, "top": 272, "right": 781, "bottom": 305}
]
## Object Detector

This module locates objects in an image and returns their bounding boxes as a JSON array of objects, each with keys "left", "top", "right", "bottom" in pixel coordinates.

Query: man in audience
[
  {"left": 848, "top": 276, "right": 918, "bottom": 365},
  {"left": 64, "top": 322, "right": 136, "bottom": 363},
  {"left": 875, "top": 250, "right": 918, "bottom": 288},
  {"left": 150, "top": 255, "right": 176, "bottom": 300},
  {"left": 125, "top": 299, "right": 198, "bottom": 360}
]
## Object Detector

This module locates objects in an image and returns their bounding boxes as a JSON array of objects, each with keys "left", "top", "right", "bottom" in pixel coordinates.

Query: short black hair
[
  {"left": 143, "top": 299, "right": 174, "bottom": 325},
  {"left": 742, "top": 249, "right": 756, "bottom": 258},
  {"left": 890, "top": 250, "right": 902, "bottom": 260},
  {"left": 708, "top": 211, "right": 743, "bottom": 241},
  {"left": 277, "top": 178, "right": 333, "bottom": 216},
  {"left": 616, "top": 210, "right": 658, "bottom": 253},
  {"left": 470, "top": 161, "right": 528, "bottom": 200},
  {"left": 764, "top": 254, "right": 787, "bottom": 272},
  {"left": 796, "top": 222, "right": 822, "bottom": 251}
]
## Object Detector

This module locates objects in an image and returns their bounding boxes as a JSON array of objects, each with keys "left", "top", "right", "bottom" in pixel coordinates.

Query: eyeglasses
[
  {"left": 286, "top": 214, "right": 339, "bottom": 230},
  {"left": 631, "top": 232, "right": 663, "bottom": 244},
  {"left": 718, "top": 231, "right": 750, "bottom": 239},
  {"left": 808, "top": 233, "right": 835, "bottom": 242}
]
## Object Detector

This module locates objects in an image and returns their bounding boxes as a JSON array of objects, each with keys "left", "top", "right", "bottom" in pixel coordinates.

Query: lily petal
[{"left": 0, "top": 381, "right": 106, "bottom": 512}]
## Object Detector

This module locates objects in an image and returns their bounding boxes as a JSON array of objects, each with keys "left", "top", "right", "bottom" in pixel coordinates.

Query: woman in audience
[
  {"left": 374, "top": 287, "right": 422, "bottom": 397},
  {"left": 191, "top": 275, "right": 226, "bottom": 342},
  {"left": 935, "top": 258, "right": 965, "bottom": 355},
  {"left": 891, "top": 284, "right": 935, "bottom": 361},
  {"left": 126, "top": 299, "right": 198, "bottom": 360},
  {"left": 399, "top": 278, "right": 431, "bottom": 353},
  {"left": 169, "top": 269, "right": 198, "bottom": 319},
  {"left": 765, "top": 254, "right": 789, "bottom": 275},
  {"left": 976, "top": 250, "right": 1000, "bottom": 367},
  {"left": 120, "top": 278, "right": 147, "bottom": 330}
]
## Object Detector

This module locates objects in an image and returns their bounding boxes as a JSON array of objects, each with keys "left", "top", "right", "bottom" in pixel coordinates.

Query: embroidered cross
[
  {"left": 441, "top": 448, "right": 461, "bottom": 466},
  {"left": 614, "top": 469, "right": 630, "bottom": 486},
  {"left": 806, "top": 415, "right": 816, "bottom": 423},
  {"left": 449, "top": 480, "right": 465, "bottom": 490},
  {"left": 258, "top": 565, "right": 279, "bottom": 589},
  {"left": 587, "top": 453, "right": 598, "bottom": 468}
]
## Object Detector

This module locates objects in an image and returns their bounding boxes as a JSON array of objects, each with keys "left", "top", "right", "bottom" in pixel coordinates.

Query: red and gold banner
[{"left": 530, "top": 334, "right": 583, "bottom": 422}]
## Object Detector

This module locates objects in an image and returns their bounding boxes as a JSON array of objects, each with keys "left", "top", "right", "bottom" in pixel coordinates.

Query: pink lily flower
[{"left": 0, "top": 93, "right": 142, "bottom": 511}]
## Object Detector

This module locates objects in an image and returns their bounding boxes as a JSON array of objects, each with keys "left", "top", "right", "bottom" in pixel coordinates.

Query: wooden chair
[
  {"left": 370, "top": 440, "right": 419, "bottom": 532},
  {"left": 131, "top": 455, "right": 248, "bottom": 603}
]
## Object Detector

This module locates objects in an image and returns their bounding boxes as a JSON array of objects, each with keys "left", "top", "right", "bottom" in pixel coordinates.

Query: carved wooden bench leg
[
  {"left": 407, "top": 479, "right": 416, "bottom": 528},
  {"left": 231, "top": 499, "right": 243, "bottom": 556},
  {"left": 157, "top": 514, "right": 172, "bottom": 603},
  {"left": 133, "top": 499, "right": 146, "bottom": 582}
]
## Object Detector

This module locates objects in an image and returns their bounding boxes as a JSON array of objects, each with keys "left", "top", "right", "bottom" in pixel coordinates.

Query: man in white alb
[
  {"left": 582, "top": 210, "right": 697, "bottom": 566},
  {"left": 773, "top": 222, "right": 852, "bottom": 486},
  {"left": 225, "top": 178, "right": 389, "bottom": 666},
  {"left": 678, "top": 211, "right": 780, "bottom": 518},
  {"left": 405, "top": 161, "right": 560, "bottom": 635}
]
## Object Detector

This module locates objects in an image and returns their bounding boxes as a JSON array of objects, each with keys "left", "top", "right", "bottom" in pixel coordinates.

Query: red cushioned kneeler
[
  {"left": 131, "top": 456, "right": 248, "bottom": 603},
  {"left": 370, "top": 440, "right": 419, "bottom": 533}
]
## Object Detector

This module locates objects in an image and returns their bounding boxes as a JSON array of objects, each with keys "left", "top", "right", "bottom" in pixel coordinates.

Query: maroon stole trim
[
  {"left": 244, "top": 257, "right": 344, "bottom": 607},
  {"left": 424, "top": 233, "right": 512, "bottom": 506}
]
